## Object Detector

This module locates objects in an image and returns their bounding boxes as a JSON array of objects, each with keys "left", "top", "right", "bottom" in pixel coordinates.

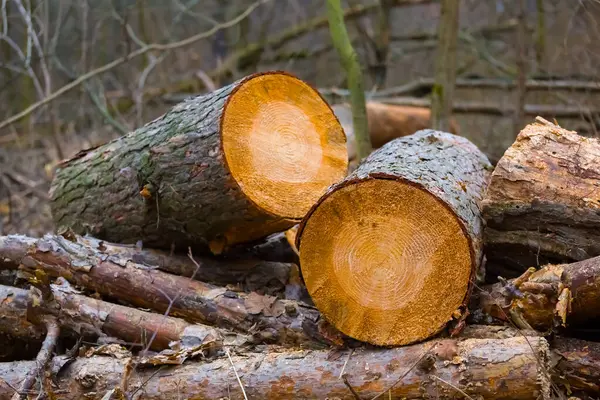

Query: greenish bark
[
  {"left": 326, "top": 0, "right": 372, "bottom": 161},
  {"left": 49, "top": 73, "right": 295, "bottom": 254},
  {"left": 430, "top": 0, "right": 460, "bottom": 132}
]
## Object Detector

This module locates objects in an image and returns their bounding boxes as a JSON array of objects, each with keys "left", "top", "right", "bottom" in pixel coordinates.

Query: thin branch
[
  {"left": 11, "top": 316, "right": 60, "bottom": 400},
  {"left": 0, "top": 0, "right": 271, "bottom": 130},
  {"left": 226, "top": 348, "right": 249, "bottom": 400}
]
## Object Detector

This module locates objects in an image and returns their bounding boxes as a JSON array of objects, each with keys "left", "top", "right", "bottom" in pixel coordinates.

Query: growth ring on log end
[
  {"left": 296, "top": 130, "right": 491, "bottom": 346},
  {"left": 221, "top": 72, "right": 347, "bottom": 218},
  {"left": 49, "top": 71, "right": 348, "bottom": 253}
]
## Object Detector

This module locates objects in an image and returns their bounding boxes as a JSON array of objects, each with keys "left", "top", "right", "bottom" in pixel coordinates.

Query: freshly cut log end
[
  {"left": 297, "top": 130, "right": 492, "bottom": 346},
  {"left": 49, "top": 71, "right": 347, "bottom": 253},
  {"left": 222, "top": 73, "right": 347, "bottom": 218}
]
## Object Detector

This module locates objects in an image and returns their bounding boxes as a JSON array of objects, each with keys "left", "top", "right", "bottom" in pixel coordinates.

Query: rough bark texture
[
  {"left": 482, "top": 117, "right": 600, "bottom": 273},
  {"left": 551, "top": 336, "right": 600, "bottom": 395},
  {"left": 472, "top": 255, "right": 600, "bottom": 332},
  {"left": 0, "top": 282, "right": 244, "bottom": 352},
  {"left": 0, "top": 336, "right": 550, "bottom": 400},
  {"left": 49, "top": 72, "right": 306, "bottom": 254},
  {"left": 332, "top": 103, "right": 460, "bottom": 165},
  {"left": 0, "top": 234, "right": 335, "bottom": 348},
  {"left": 78, "top": 235, "right": 296, "bottom": 293},
  {"left": 0, "top": 285, "right": 43, "bottom": 340},
  {"left": 300, "top": 129, "right": 492, "bottom": 280}
]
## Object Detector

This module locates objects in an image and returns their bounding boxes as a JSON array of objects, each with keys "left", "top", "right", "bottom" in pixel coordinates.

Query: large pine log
[
  {"left": 473, "top": 255, "right": 600, "bottom": 332},
  {"left": 332, "top": 102, "right": 459, "bottom": 164},
  {"left": 0, "top": 282, "right": 243, "bottom": 351},
  {"left": 296, "top": 130, "right": 492, "bottom": 345},
  {"left": 0, "top": 336, "right": 550, "bottom": 400},
  {"left": 49, "top": 71, "right": 348, "bottom": 254},
  {"left": 0, "top": 234, "right": 335, "bottom": 348},
  {"left": 482, "top": 117, "right": 600, "bottom": 273}
]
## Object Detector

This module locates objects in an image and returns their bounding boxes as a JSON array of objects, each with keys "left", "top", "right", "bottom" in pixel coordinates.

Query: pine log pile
[{"left": 2, "top": 72, "right": 600, "bottom": 399}]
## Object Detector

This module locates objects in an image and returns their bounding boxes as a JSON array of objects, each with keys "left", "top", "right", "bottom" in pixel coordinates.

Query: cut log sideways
[
  {"left": 332, "top": 102, "right": 460, "bottom": 163},
  {"left": 49, "top": 71, "right": 348, "bottom": 254},
  {"left": 0, "top": 336, "right": 550, "bottom": 400},
  {"left": 296, "top": 130, "right": 492, "bottom": 346},
  {"left": 482, "top": 116, "right": 600, "bottom": 273}
]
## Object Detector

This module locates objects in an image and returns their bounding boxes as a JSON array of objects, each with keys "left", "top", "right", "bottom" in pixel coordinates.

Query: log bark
[
  {"left": 0, "top": 336, "right": 550, "bottom": 400},
  {"left": 0, "top": 285, "right": 43, "bottom": 341},
  {"left": 332, "top": 102, "right": 460, "bottom": 164},
  {"left": 0, "top": 234, "right": 335, "bottom": 348},
  {"left": 49, "top": 71, "right": 347, "bottom": 254},
  {"left": 296, "top": 130, "right": 492, "bottom": 345},
  {"left": 473, "top": 255, "right": 600, "bottom": 332},
  {"left": 481, "top": 117, "right": 600, "bottom": 271}
]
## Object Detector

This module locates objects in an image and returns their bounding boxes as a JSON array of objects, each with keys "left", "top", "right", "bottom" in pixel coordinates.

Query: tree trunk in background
[
  {"left": 514, "top": 0, "right": 528, "bottom": 136},
  {"left": 535, "top": 0, "right": 546, "bottom": 73},
  {"left": 373, "top": 0, "right": 394, "bottom": 88},
  {"left": 327, "top": 0, "right": 372, "bottom": 161},
  {"left": 430, "top": 0, "right": 460, "bottom": 132}
]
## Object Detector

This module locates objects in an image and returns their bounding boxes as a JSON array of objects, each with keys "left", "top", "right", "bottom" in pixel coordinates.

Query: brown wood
[
  {"left": 473, "top": 255, "right": 600, "bottom": 332},
  {"left": 0, "top": 234, "right": 335, "bottom": 348},
  {"left": 49, "top": 71, "right": 347, "bottom": 255},
  {"left": 0, "top": 336, "right": 550, "bottom": 400},
  {"left": 0, "top": 285, "right": 43, "bottom": 341},
  {"left": 482, "top": 117, "right": 600, "bottom": 272},
  {"left": 296, "top": 130, "right": 492, "bottom": 345}
]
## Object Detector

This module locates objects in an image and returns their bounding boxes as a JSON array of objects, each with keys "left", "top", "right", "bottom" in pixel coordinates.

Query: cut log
[
  {"left": 473, "top": 255, "right": 600, "bottom": 332},
  {"left": 49, "top": 71, "right": 348, "bottom": 254},
  {"left": 332, "top": 102, "right": 460, "bottom": 163},
  {"left": 0, "top": 234, "right": 334, "bottom": 348},
  {"left": 296, "top": 130, "right": 492, "bottom": 345},
  {"left": 482, "top": 117, "right": 600, "bottom": 272},
  {"left": 0, "top": 282, "right": 242, "bottom": 351},
  {"left": 0, "top": 336, "right": 550, "bottom": 399}
]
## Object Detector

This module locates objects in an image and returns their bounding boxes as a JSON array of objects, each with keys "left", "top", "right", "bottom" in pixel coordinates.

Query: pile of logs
[{"left": 1, "top": 71, "right": 599, "bottom": 399}]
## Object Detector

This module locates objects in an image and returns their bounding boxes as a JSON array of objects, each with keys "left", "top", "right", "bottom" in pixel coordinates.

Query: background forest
[{"left": 1, "top": 0, "right": 600, "bottom": 236}]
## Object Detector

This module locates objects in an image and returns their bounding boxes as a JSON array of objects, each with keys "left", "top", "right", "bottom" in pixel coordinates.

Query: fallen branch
[
  {"left": 0, "top": 234, "right": 333, "bottom": 348},
  {"left": 11, "top": 316, "right": 59, "bottom": 400},
  {"left": 0, "top": 281, "right": 247, "bottom": 352},
  {"left": 0, "top": 336, "right": 550, "bottom": 399}
]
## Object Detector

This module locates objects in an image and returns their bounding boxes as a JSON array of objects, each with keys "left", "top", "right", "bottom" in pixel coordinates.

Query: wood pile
[{"left": 1, "top": 71, "right": 599, "bottom": 399}]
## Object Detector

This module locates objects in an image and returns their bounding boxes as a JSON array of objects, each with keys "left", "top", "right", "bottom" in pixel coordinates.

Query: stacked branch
[
  {"left": 296, "top": 130, "right": 492, "bottom": 346},
  {"left": 0, "top": 233, "right": 335, "bottom": 349},
  {"left": 49, "top": 71, "right": 348, "bottom": 255}
]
